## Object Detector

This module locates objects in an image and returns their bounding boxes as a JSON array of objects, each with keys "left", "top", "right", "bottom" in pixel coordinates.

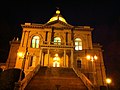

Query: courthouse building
[{"left": 6, "top": 9, "right": 107, "bottom": 90}]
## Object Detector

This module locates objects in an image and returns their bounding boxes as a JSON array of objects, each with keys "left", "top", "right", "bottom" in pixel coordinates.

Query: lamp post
[
  {"left": 17, "top": 47, "right": 28, "bottom": 82},
  {"left": 86, "top": 54, "right": 98, "bottom": 85},
  {"left": 17, "top": 52, "right": 24, "bottom": 82},
  {"left": 106, "top": 78, "right": 112, "bottom": 90}
]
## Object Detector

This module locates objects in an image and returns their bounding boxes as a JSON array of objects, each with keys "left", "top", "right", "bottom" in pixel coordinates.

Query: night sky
[{"left": 0, "top": 0, "right": 120, "bottom": 89}]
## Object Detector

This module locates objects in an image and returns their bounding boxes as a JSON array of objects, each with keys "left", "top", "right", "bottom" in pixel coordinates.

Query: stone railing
[
  {"left": 73, "top": 66, "right": 95, "bottom": 90},
  {"left": 14, "top": 65, "right": 40, "bottom": 90},
  {"left": 42, "top": 41, "right": 74, "bottom": 46}
]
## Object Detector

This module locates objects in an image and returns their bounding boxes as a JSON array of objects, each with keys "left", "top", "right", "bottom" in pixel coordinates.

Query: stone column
[
  {"left": 47, "top": 49, "right": 50, "bottom": 66},
  {"left": 71, "top": 49, "right": 73, "bottom": 68},
  {"left": 39, "top": 49, "right": 42, "bottom": 66},
  {"left": 42, "top": 53, "right": 45, "bottom": 66},
  {"left": 21, "top": 31, "right": 26, "bottom": 47},
  {"left": 64, "top": 50, "right": 66, "bottom": 67}
]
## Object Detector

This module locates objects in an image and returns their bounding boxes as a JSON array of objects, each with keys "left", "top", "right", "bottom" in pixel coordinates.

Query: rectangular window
[
  {"left": 45, "top": 31, "right": 48, "bottom": 41},
  {"left": 66, "top": 32, "right": 68, "bottom": 45}
]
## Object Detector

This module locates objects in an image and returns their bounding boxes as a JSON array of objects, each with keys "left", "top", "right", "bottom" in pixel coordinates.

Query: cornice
[{"left": 21, "top": 22, "right": 93, "bottom": 31}]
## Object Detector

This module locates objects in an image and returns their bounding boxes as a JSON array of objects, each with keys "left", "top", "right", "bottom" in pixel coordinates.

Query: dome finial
[
  {"left": 56, "top": 7, "right": 60, "bottom": 14},
  {"left": 47, "top": 7, "right": 67, "bottom": 23}
]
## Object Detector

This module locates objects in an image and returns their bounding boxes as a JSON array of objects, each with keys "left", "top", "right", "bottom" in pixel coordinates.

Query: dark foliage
[
  {"left": 0, "top": 68, "right": 3, "bottom": 73},
  {"left": 0, "top": 68, "right": 25, "bottom": 90}
]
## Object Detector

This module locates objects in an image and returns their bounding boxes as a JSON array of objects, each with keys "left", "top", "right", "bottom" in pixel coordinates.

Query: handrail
[
  {"left": 14, "top": 65, "right": 40, "bottom": 90},
  {"left": 73, "top": 66, "right": 95, "bottom": 90}
]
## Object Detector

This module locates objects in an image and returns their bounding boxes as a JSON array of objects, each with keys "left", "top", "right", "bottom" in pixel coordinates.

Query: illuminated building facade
[{"left": 6, "top": 9, "right": 107, "bottom": 89}]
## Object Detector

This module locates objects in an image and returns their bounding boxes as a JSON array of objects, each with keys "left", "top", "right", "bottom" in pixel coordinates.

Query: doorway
[{"left": 53, "top": 54, "right": 60, "bottom": 67}]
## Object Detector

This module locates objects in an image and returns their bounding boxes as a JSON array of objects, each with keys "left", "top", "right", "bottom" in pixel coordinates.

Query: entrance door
[
  {"left": 53, "top": 54, "right": 60, "bottom": 67},
  {"left": 53, "top": 61, "right": 60, "bottom": 67}
]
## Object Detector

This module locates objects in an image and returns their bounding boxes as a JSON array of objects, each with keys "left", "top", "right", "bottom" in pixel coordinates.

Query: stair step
[{"left": 25, "top": 67, "right": 88, "bottom": 90}]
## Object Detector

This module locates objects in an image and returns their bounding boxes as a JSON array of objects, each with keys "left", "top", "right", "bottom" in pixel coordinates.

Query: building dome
[{"left": 47, "top": 10, "right": 67, "bottom": 23}]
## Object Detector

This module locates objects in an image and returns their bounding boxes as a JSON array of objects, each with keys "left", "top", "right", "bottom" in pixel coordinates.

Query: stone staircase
[{"left": 25, "top": 67, "right": 88, "bottom": 90}]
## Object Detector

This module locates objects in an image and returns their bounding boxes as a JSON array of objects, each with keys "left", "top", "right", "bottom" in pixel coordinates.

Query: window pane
[
  {"left": 32, "top": 39, "right": 35, "bottom": 48},
  {"left": 75, "top": 38, "right": 81, "bottom": 41},
  {"left": 36, "top": 39, "right": 39, "bottom": 48},
  {"left": 31, "top": 36, "right": 40, "bottom": 48},
  {"left": 32, "top": 43, "right": 35, "bottom": 48},
  {"left": 75, "top": 42, "right": 78, "bottom": 45},
  {"left": 54, "top": 37, "right": 61, "bottom": 45},
  {"left": 75, "top": 46, "right": 79, "bottom": 50},
  {"left": 33, "top": 36, "right": 39, "bottom": 39},
  {"left": 79, "top": 46, "right": 82, "bottom": 50},
  {"left": 75, "top": 38, "right": 82, "bottom": 50}
]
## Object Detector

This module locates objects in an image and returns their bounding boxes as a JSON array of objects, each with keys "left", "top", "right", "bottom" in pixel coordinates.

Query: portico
[{"left": 39, "top": 47, "right": 74, "bottom": 68}]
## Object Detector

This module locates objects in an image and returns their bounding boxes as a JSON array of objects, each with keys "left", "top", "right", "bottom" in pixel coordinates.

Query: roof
[
  {"left": 47, "top": 9, "right": 67, "bottom": 24},
  {"left": 21, "top": 9, "right": 93, "bottom": 31}
]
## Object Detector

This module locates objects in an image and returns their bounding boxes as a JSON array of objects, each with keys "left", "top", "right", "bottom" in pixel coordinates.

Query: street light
[
  {"left": 17, "top": 52, "right": 24, "bottom": 58},
  {"left": 106, "top": 78, "right": 112, "bottom": 90},
  {"left": 86, "top": 55, "right": 98, "bottom": 61},
  {"left": 86, "top": 54, "right": 98, "bottom": 85},
  {"left": 17, "top": 51, "right": 25, "bottom": 82},
  {"left": 17, "top": 48, "right": 28, "bottom": 82}
]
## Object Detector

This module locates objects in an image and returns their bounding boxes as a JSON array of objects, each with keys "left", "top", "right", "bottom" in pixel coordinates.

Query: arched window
[
  {"left": 75, "top": 38, "right": 82, "bottom": 50},
  {"left": 31, "top": 36, "right": 40, "bottom": 48},
  {"left": 54, "top": 37, "right": 61, "bottom": 45}
]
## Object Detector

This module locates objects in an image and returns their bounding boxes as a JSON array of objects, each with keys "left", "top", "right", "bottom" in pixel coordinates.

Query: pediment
[{"left": 44, "top": 20, "right": 73, "bottom": 29}]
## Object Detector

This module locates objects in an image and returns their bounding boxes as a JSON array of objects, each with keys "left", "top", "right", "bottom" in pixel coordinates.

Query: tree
[
  {"left": 0, "top": 68, "right": 3, "bottom": 73},
  {"left": 0, "top": 68, "right": 25, "bottom": 90}
]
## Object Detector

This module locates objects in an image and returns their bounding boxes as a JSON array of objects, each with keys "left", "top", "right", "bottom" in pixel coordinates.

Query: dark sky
[{"left": 0, "top": 0, "right": 120, "bottom": 89}]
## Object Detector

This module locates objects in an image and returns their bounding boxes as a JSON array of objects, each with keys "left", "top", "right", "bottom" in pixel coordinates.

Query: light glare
[
  {"left": 106, "top": 78, "right": 112, "bottom": 84},
  {"left": 17, "top": 52, "right": 24, "bottom": 58},
  {"left": 86, "top": 55, "right": 91, "bottom": 60}
]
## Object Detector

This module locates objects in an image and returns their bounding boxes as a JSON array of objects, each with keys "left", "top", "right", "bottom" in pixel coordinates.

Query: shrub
[
  {"left": 0, "top": 68, "right": 3, "bottom": 73},
  {"left": 0, "top": 68, "right": 25, "bottom": 90}
]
